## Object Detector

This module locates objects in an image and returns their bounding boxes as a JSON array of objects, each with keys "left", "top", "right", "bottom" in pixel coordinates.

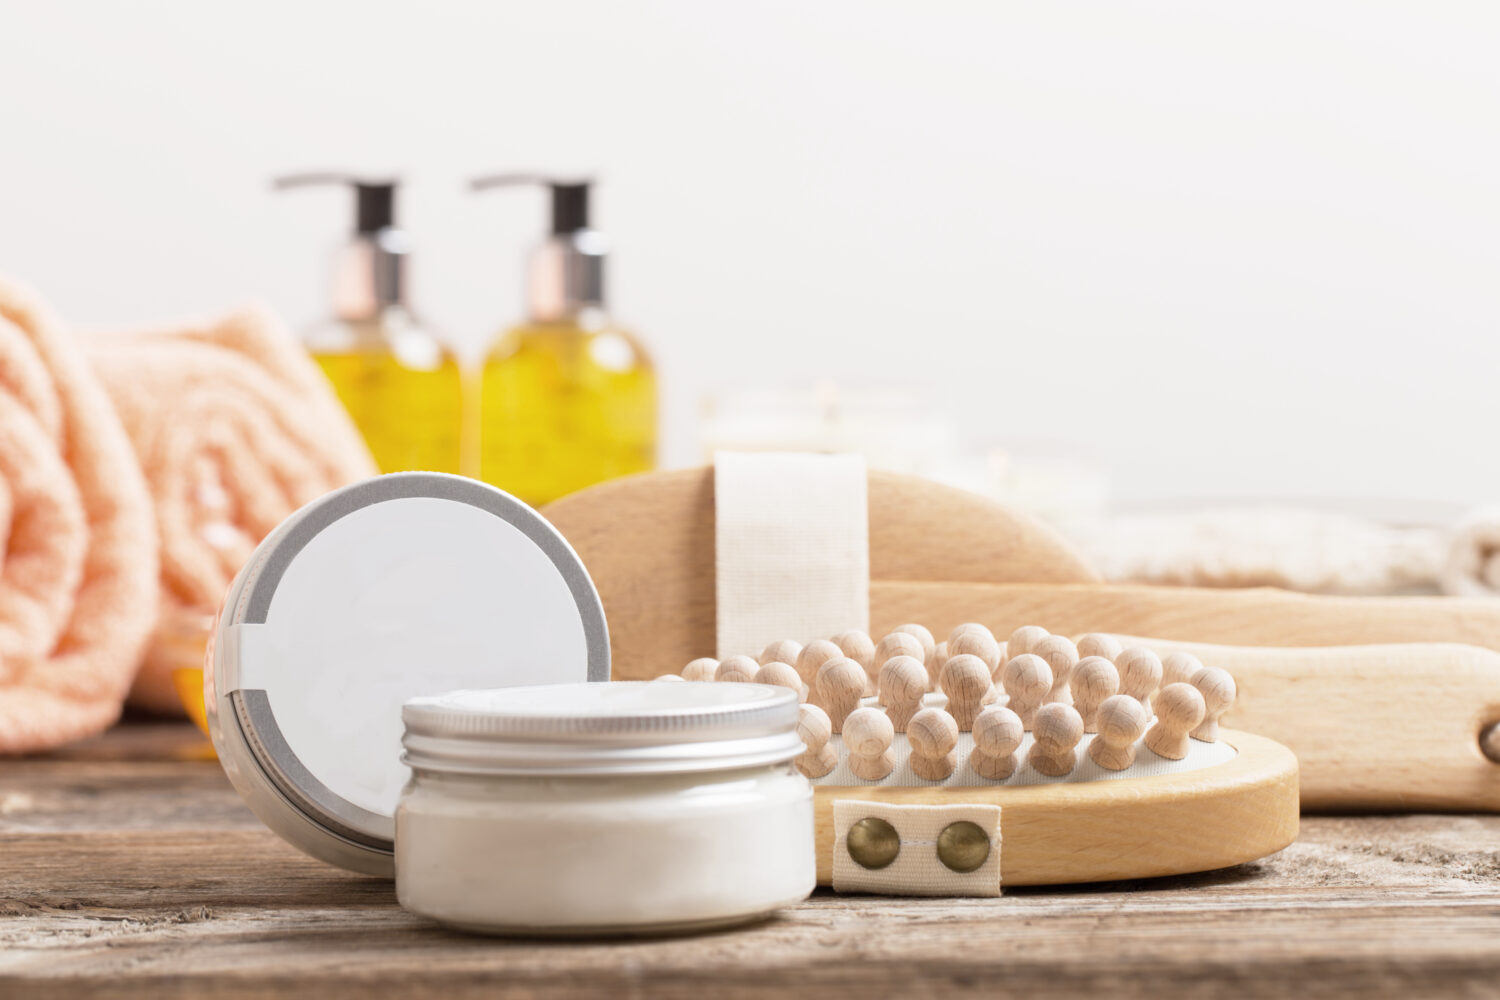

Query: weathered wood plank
[
  {"left": 3, "top": 723, "right": 1500, "bottom": 998},
  {"left": 0, "top": 760, "right": 257, "bottom": 834}
]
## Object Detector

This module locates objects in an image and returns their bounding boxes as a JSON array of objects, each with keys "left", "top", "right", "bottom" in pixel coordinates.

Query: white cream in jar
[{"left": 396, "top": 681, "right": 815, "bottom": 935}]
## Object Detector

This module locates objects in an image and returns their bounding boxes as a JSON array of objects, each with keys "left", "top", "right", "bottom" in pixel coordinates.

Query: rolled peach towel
[
  {"left": 88, "top": 305, "right": 376, "bottom": 713},
  {"left": 0, "top": 280, "right": 159, "bottom": 753}
]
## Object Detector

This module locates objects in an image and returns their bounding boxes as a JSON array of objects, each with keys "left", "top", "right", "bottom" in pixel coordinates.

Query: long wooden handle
[
  {"left": 868, "top": 581, "right": 1500, "bottom": 810},
  {"left": 1109, "top": 637, "right": 1500, "bottom": 811},
  {"left": 871, "top": 581, "right": 1500, "bottom": 654}
]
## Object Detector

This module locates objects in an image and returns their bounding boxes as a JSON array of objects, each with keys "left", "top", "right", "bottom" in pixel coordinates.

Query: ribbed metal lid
[{"left": 402, "top": 681, "right": 803, "bottom": 776}]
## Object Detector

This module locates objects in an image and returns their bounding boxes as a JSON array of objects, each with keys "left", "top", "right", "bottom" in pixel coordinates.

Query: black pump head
[
  {"left": 470, "top": 173, "right": 595, "bottom": 234},
  {"left": 353, "top": 182, "right": 396, "bottom": 233},
  {"left": 548, "top": 182, "right": 590, "bottom": 235},
  {"left": 274, "top": 173, "right": 400, "bottom": 234}
]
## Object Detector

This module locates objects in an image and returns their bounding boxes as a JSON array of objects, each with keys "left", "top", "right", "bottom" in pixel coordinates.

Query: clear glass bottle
[
  {"left": 479, "top": 307, "right": 655, "bottom": 505},
  {"left": 307, "top": 311, "right": 465, "bottom": 476},
  {"left": 472, "top": 176, "right": 657, "bottom": 506},
  {"left": 278, "top": 175, "right": 466, "bottom": 475}
]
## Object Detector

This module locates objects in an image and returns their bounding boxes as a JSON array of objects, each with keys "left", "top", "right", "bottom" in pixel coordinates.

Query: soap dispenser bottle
[
  {"left": 470, "top": 174, "right": 657, "bottom": 505},
  {"left": 275, "top": 173, "right": 465, "bottom": 475}
]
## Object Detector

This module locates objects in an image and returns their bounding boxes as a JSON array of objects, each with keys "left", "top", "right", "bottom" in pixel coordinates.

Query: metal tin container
[{"left": 207, "top": 472, "right": 609, "bottom": 875}]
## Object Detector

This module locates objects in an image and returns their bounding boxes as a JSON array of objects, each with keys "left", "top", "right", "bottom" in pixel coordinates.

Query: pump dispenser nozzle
[
  {"left": 470, "top": 173, "right": 604, "bottom": 322},
  {"left": 275, "top": 173, "right": 408, "bottom": 315},
  {"left": 272, "top": 171, "right": 465, "bottom": 477},
  {"left": 471, "top": 171, "right": 656, "bottom": 504}
]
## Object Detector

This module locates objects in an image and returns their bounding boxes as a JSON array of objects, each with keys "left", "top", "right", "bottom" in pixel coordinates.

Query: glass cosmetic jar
[{"left": 396, "top": 681, "right": 815, "bottom": 935}]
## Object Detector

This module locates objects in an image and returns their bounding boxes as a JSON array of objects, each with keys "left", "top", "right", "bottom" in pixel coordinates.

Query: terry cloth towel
[
  {"left": 0, "top": 280, "right": 159, "bottom": 753},
  {"left": 88, "top": 306, "right": 376, "bottom": 713},
  {"left": 1075, "top": 506, "right": 1445, "bottom": 596},
  {"left": 1439, "top": 507, "right": 1500, "bottom": 598}
]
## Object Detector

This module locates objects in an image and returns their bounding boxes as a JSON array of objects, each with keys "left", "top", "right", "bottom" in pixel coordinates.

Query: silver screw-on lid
[{"left": 402, "top": 682, "right": 803, "bottom": 776}]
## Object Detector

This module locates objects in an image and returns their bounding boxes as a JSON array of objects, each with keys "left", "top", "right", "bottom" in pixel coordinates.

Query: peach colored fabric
[
  {"left": 0, "top": 280, "right": 159, "bottom": 753},
  {"left": 88, "top": 306, "right": 376, "bottom": 713}
]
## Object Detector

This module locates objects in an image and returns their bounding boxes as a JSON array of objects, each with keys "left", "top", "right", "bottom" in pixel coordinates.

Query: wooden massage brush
[
  {"left": 541, "top": 466, "right": 1500, "bottom": 812},
  {"left": 663, "top": 623, "right": 1297, "bottom": 887}
]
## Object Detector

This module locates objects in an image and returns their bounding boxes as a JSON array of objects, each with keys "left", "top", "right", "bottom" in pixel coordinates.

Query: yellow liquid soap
[
  {"left": 310, "top": 315, "right": 466, "bottom": 475},
  {"left": 479, "top": 317, "right": 656, "bottom": 506}
]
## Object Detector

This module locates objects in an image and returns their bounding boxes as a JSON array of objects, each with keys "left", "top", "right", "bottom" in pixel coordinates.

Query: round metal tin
[{"left": 206, "top": 472, "right": 609, "bottom": 875}]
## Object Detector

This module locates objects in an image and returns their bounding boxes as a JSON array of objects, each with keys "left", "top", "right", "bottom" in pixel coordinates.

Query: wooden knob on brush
[
  {"left": 948, "top": 622, "right": 995, "bottom": 647},
  {"left": 681, "top": 657, "right": 718, "bottom": 682},
  {"left": 816, "top": 656, "right": 867, "bottom": 732},
  {"left": 891, "top": 623, "right": 937, "bottom": 673},
  {"left": 949, "top": 630, "right": 1002, "bottom": 676},
  {"left": 1144, "top": 682, "right": 1206, "bottom": 761},
  {"left": 1089, "top": 694, "right": 1149, "bottom": 771},
  {"left": 834, "top": 630, "right": 878, "bottom": 696},
  {"left": 877, "top": 629, "right": 926, "bottom": 666},
  {"left": 1032, "top": 634, "right": 1079, "bottom": 706},
  {"left": 877, "top": 654, "right": 927, "bottom": 732},
  {"left": 760, "top": 639, "right": 804, "bottom": 669},
  {"left": 1189, "top": 666, "right": 1236, "bottom": 742},
  {"left": 940, "top": 654, "right": 993, "bottom": 731},
  {"left": 796, "top": 639, "right": 843, "bottom": 703},
  {"left": 908, "top": 707, "right": 959, "bottom": 781},
  {"left": 1027, "top": 702, "right": 1084, "bottom": 777},
  {"left": 970, "top": 705, "right": 1024, "bottom": 780},
  {"left": 1007, "top": 625, "right": 1050, "bottom": 661},
  {"left": 874, "top": 631, "right": 926, "bottom": 686},
  {"left": 1160, "top": 650, "right": 1204, "bottom": 689},
  {"left": 715, "top": 654, "right": 759, "bottom": 684},
  {"left": 1116, "top": 646, "right": 1164, "bottom": 714},
  {"left": 833, "top": 630, "right": 876, "bottom": 672},
  {"left": 1000, "top": 653, "right": 1053, "bottom": 728},
  {"left": 844, "top": 707, "right": 896, "bottom": 780},
  {"left": 1076, "top": 633, "right": 1124, "bottom": 662},
  {"left": 1071, "top": 655, "right": 1120, "bottom": 733},
  {"left": 755, "top": 661, "right": 804, "bottom": 700},
  {"left": 795, "top": 703, "right": 837, "bottom": 778}
]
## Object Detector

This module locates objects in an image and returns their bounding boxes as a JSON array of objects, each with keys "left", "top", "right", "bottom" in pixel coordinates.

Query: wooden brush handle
[
  {"left": 543, "top": 463, "right": 1500, "bottom": 809},
  {"left": 543, "top": 468, "right": 1099, "bottom": 682},
  {"left": 871, "top": 581, "right": 1500, "bottom": 654},
  {"left": 869, "top": 581, "right": 1500, "bottom": 809},
  {"left": 1105, "top": 636, "right": 1500, "bottom": 811}
]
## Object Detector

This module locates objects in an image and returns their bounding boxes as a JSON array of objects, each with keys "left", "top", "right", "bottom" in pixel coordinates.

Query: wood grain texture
[
  {"left": 813, "top": 729, "right": 1298, "bottom": 886},
  {"left": 5, "top": 724, "right": 1500, "bottom": 998},
  {"left": 543, "top": 466, "right": 1500, "bottom": 691},
  {"left": 870, "top": 581, "right": 1500, "bottom": 654},
  {"left": 541, "top": 467, "right": 1099, "bottom": 681},
  {"left": 1107, "top": 637, "right": 1500, "bottom": 811}
]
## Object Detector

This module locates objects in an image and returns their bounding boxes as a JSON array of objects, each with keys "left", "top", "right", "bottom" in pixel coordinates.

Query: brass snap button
[
  {"left": 936, "top": 820, "right": 990, "bottom": 873},
  {"left": 846, "top": 817, "right": 900, "bottom": 870}
]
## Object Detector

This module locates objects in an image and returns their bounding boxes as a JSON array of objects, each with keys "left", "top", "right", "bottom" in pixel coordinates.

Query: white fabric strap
[
  {"left": 832, "top": 799, "right": 1003, "bottom": 897},
  {"left": 713, "top": 451, "right": 869, "bottom": 659}
]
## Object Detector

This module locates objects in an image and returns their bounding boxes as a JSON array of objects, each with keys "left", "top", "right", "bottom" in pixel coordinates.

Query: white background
[{"left": 2, "top": 1, "right": 1496, "bottom": 506}]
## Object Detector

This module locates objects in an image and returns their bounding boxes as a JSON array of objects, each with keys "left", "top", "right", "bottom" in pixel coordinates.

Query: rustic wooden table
[{"left": 2, "top": 722, "right": 1498, "bottom": 999}]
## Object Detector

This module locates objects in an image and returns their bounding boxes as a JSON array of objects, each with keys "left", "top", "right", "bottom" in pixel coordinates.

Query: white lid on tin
[
  {"left": 207, "top": 473, "right": 609, "bottom": 876},
  {"left": 401, "top": 681, "right": 803, "bottom": 776}
]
